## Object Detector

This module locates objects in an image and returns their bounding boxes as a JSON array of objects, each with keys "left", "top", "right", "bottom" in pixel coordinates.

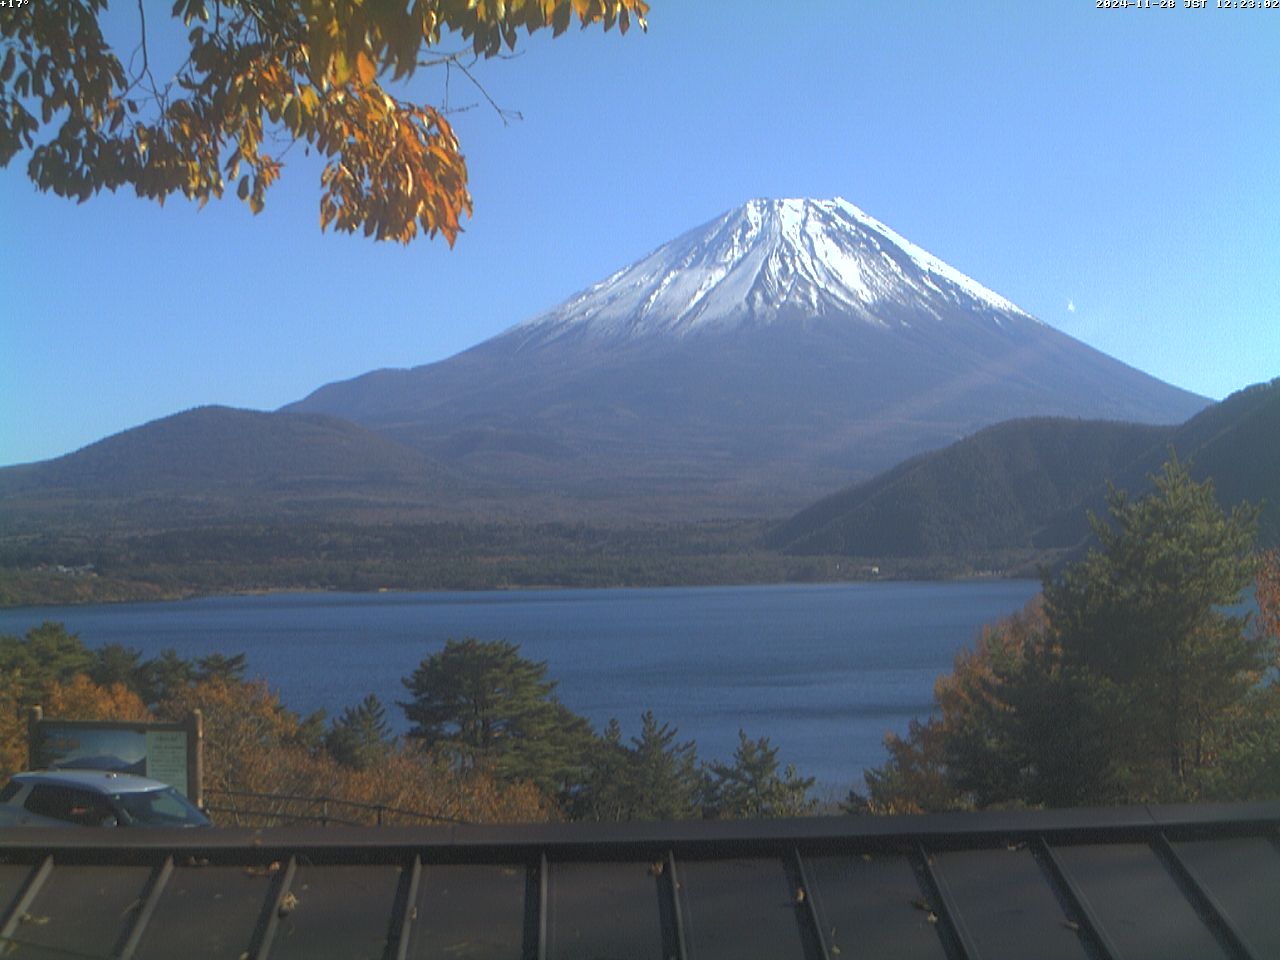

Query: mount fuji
[{"left": 287, "top": 198, "right": 1208, "bottom": 517}]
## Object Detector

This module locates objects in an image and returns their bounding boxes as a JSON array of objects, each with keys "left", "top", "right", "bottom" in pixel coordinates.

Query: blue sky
[{"left": 2, "top": 2, "right": 1277, "bottom": 467}]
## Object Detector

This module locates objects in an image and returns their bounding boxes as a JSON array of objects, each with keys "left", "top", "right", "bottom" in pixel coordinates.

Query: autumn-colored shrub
[
  {"left": 0, "top": 685, "right": 25, "bottom": 780},
  {"left": 321, "top": 748, "right": 554, "bottom": 826},
  {"left": 152, "top": 677, "right": 553, "bottom": 826},
  {"left": 44, "top": 675, "right": 152, "bottom": 723},
  {"left": 157, "top": 678, "right": 312, "bottom": 796}
]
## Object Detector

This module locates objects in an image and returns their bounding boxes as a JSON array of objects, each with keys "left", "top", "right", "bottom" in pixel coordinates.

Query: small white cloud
[{"left": 1067, "top": 299, "right": 1076, "bottom": 313}]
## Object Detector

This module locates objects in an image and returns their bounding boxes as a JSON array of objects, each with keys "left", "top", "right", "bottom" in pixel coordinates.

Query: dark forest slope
[
  {"left": 1035, "top": 377, "right": 1280, "bottom": 548},
  {"left": 769, "top": 419, "right": 1173, "bottom": 557},
  {"left": 775, "top": 379, "right": 1279, "bottom": 559},
  {"left": 0, "top": 406, "right": 462, "bottom": 528}
]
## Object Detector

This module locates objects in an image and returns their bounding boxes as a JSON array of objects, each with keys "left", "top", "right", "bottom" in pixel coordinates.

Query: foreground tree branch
[{"left": 0, "top": 0, "right": 649, "bottom": 243}]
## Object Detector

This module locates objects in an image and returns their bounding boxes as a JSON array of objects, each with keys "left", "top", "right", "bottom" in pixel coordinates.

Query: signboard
[{"left": 28, "top": 710, "right": 203, "bottom": 805}]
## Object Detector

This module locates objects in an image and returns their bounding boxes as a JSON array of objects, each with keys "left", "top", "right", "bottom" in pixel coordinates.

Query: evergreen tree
[
  {"left": 570, "top": 719, "right": 632, "bottom": 821},
  {"left": 703, "top": 731, "right": 817, "bottom": 819},
  {"left": 1195, "top": 548, "right": 1280, "bottom": 800},
  {"left": 324, "top": 694, "right": 394, "bottom": 771},
  {"left": 628, "top": 713, "right": 702, "bottom": 819},
  {"left": 195, "top": 652, "right": 249, "bottom": 685},
  {"left": 134, "top": 649, "right": 196, "bottom": 706},
  {"left": 0, "top": 621, "right": 94, "bottom": 703},
  {"left": 89, "top": 643, "right": 144, "bottom": 692},
  {"left": 571, "top": 713, "right": 702, "bottom": 821},
  {"left": 862, "top": 458, "right": 1270, "bottom": 810},
  {"left": 400, "top": 638, "right": 593, "bottom": 795},
  {"left": 1043, "top": 456, "right": 1262, "bottom": 800}
]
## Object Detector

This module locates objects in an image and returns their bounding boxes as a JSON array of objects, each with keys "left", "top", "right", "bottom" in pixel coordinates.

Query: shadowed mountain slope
[
  {"left": 0, "top": 406, "right": 463, "bottom": 528},
  {"left": 774, "top": 378, "right": 1279, "bottom": 558},
  {"left": 286, "top": 198, "right": 1208, "bottom": 517},
  {"left": 1035, "top": 376, "right": 1280, "bottom": 548},
  {"left": 769, "top": 419, "right": 1175, "bottom": 557},
  {"left": 2, "top": 199, "right": 1212, "bottom": 530}
]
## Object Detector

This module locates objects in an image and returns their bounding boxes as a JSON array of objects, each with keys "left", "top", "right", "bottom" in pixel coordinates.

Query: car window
[
  {"left": 112, "top": 787, "right": 209, "bottom": 827},
  {"left": 0, "top": 780, "right": 20, "bottom": 803},
  {"left": 24, "top": 785, "right": 116, "bottom": 826}
]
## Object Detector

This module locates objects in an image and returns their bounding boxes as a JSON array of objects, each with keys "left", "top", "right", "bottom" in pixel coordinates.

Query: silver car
[{"left": 0, "top": 770, "right": 211, "bottom": 828}]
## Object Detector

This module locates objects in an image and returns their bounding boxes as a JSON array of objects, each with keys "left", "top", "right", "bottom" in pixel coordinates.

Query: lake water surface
[{"left": 0, "top": 581, "right": 1041, "bottom": 793}]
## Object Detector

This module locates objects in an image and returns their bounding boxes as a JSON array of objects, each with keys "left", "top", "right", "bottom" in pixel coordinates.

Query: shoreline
[{"left": 0, "top": 567, "right": 1038, "bottom": 613}]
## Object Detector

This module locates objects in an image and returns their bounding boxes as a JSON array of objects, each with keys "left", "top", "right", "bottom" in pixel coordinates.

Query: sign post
[{"left": 27, "top": 709, "right": 205, "bottom": 806}]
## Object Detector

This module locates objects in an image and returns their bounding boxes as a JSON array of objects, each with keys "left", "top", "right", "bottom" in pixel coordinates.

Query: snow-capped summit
[
  {"left": 512, "top": 198, "right": 1032, "bottom": 344},
  {"left": 288, "top": 198, "right": 1208, "bottom": 517}
]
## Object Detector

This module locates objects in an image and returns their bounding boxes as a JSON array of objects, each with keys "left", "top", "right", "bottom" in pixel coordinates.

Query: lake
[{"left": 0, "top": 581, "right": 1041, "bottom": 794}]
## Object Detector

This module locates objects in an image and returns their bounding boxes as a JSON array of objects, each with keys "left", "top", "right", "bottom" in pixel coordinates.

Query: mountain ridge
[
  {"left": 287, "top": 197, "right": 1207, "bottom": 515},
  {"left": 1035, "top": 376, "right": 1280, "bottom": 548},
  {"left": 774, "top": 378, "right": 1279, "bottom": 559},
  {"left": 3, "top": 386, "right": 1271, "bottom": 606},
  {"left": 0, "top": 406, "right": 470, "bottom": 529},
  {"left": 769, "top": 418, "right": 1177, "bottom": 558}
]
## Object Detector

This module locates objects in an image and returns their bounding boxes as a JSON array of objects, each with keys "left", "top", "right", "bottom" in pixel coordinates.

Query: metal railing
[{"left": 202, "top": 787, "right": 471, "bottom": 827}]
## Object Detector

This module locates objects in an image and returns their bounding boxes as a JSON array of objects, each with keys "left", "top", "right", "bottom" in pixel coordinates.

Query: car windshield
[{"left": 111, "top": 787, "right": 210, "bottom": 827}]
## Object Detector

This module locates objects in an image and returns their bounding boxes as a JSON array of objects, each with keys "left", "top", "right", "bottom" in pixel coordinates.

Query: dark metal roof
[{"left": 1, "top": 802, "right": 1278, "bottom": 959}]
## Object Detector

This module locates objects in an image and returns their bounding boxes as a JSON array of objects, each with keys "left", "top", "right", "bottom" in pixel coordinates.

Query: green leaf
[{"left": 332, "top": 50, "right": 352, "bottom": 87}]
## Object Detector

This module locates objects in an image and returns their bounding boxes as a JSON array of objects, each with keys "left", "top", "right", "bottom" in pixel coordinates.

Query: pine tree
[
  {"left": 622, "top": 712, "right": 701, "bottom": 820},
  {"left": 703, "top": 731, "right": 816, "bottom": 818},
  {"left": 0, "top": 621, "right": 94, "bottom": 703},
  {"left": 89, "top": 644, "right": 144, "bottom": 692},
  {"left": 570, "top": 712, "right": 702, "bottom": 821},
  {"left": 862, "top": 457, "right": 1270, "bottom": 810},
  {"left": 400, "top": 638, "right": 593, "bottom": 794},
  {"left": 134, "top": 649, "right": 197, "bottom": 706},
  {"left": 195, "top": 653, "right": 249, "bottom": 685},
  {"left": 1043, "top": 456, "right": 1261, "bottom": 800},
  {"left": 324, "top": 694, "right": 394, "bottom": 771}
]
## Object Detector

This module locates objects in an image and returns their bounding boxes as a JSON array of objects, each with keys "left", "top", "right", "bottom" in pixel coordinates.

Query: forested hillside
[
  {"left": 3, "top": 383, "right": 1275, "bottom": 606},
  {"left": 770, "top": 418, "right": 1172, "bottom": 557},
  {"left": 776, "top": 378, "right": 1280, "bottom": 560},
  {"left": 0, "top": 406, "right": 464, "bottom": 529},
  {"left": 1036, "top": 377, "right": 1280, "bottom": 548}
]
